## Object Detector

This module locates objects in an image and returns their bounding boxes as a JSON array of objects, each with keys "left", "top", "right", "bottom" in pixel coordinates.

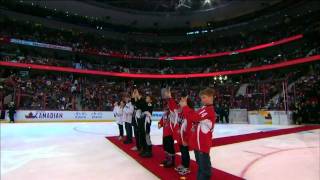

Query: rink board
[
  {"left": 3, "top": 110, "right": 292, "bottom": 125},
  {"left": 3, "top": 110, "right": 164, "bottom": 122}
]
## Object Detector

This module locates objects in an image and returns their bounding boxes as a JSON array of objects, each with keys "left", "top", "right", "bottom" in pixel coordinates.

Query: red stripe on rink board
[{"left": 106, "top": 137, "right": 243, "bottom": 180}]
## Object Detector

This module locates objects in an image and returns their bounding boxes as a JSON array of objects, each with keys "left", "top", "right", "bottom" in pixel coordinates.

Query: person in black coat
[
  {"left": 215, "top": 104, "right": 222, "bottom": 123},
  {"left": 140, "top": 95, "right": 154, "bottom": 158},
  {"left": 131, "top": 89, "right": 154, "bottom": 157},
  {"left": 8, "top": 102, "right": 16, "bottom": 123},
  {"left": 222, "top": 103, "right": 230, "bottom": 123}
]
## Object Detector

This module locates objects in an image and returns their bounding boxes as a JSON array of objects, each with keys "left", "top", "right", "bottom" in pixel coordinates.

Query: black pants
[
  {"left": 145, "top": 120, "right": 152, "bottom": 146},
  {"left": 293, "top": 113, "right": 302, "bottom": 124},
  {"left": 9, "top": 114, "right": 15, "bottom": 123},
  {"left": 132, "top": 118, "right": 140, "bottom": 149},
  {"left": 216, "top": 115, "right": 221, "bottom": 123},
  {"left": 137, "top": 117, "right": 147, "bottom": 151},
  {"left": 224, "top": 114, "right": 229, "bottom": 123},
  {"left": 0, "top": 110, "right": 5, "bottom": 120},
  {"left": 125, "top": 122, "right": 133, "bottom": 141},
  {"left": 194, "top": 150, "right": 212, "bottom": 180},
  {"left": 180, "top": 145, "right": 190, "bottom": 168},
  {"left": 220, "top": 114, "right": 229, "bottom": 123},
  {"left": 118, "top": 124, "right": 124, "bottom": 137},
  {"left": 163, "top": 136, "right": 175, "bottom": 155}
]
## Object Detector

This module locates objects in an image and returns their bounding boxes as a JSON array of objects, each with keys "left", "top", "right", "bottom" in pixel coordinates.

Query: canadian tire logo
[{"left": 25, "top": 112, "right": 36, "bottom": 119}]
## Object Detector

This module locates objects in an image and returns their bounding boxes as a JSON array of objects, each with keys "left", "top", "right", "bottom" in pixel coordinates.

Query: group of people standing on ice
[
  {"left": 113, "top": 89, "right": 154, "bottom": 157},
  {"left": 113, "top": 87, "right": 216, "bottom": 180}
]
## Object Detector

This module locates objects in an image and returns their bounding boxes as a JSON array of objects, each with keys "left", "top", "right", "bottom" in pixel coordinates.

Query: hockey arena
[{"left": 1, "top": 0, "right": 319, "bottom": 180}]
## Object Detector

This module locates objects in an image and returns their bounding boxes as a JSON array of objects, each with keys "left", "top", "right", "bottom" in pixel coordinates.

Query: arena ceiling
[
  {"left": 26, "top": 0, "right": 283, "bottom": 28},
  {"left": 82, "top": 0, "right": 233, "bottom": 12}
]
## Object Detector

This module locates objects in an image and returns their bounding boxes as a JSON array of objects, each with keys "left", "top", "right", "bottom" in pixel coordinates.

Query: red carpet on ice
[
  {"left": 106, "top": 125, "right": 320, "bottom": 180},
  {"left": 106, "top": 137, "right": 242, "bottom": 180}
]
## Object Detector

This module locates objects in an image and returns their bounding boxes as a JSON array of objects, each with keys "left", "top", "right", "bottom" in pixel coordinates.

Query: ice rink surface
[{"left": 1, "top": 122, "right": 319, "bottom": 180}]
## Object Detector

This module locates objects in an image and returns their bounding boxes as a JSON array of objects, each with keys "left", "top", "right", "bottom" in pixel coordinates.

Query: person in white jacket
[
  {"left": 113, "top": 101, "right": 124, "bottom": 140},
  {"left": 123, "top": 95, "right": 134, "bottom": 144}
]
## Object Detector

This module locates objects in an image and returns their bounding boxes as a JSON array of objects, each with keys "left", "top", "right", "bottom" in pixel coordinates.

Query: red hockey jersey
[
  {"left": 159, "top": 98, "right": 180, "bottom": 138},
  {"left": 176, "top": 112, "right": 193, "bottom": 145},
  {"left": 182, "top": 105, "right": 216, "bottom": 153},
  {"left": 158, "top": 111, "right": 173, "bottom": 137},
  {"left": 167, "top": 98, "right": 180, "bottom": 140},
  {"left": 167, "top": 98, "right": 178, "bottom": 112}
]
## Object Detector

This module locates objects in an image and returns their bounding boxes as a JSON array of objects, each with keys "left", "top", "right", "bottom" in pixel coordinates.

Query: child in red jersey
[
  {"left": 175, "top": 93, "right": 194, "bottom": 176},
  {"left": 158, "top": 88, "right": 179, "bottom": 168},
  {"left": 158, "top": 109, "right": 175, "bottom": 167},
  {"left": 179, "top": 88, "right": 216, "bottom": 180}
]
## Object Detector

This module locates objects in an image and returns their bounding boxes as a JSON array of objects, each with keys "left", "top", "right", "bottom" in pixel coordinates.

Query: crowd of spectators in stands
[
  {"left": 287, "top": 72, "right": 320, "bottom": 124},
  {"left": 1, "top": 63, "right": 319, "bottom": 118},
  {"left": 1, "top": 39, "right": 319, "bottom": 74}
]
